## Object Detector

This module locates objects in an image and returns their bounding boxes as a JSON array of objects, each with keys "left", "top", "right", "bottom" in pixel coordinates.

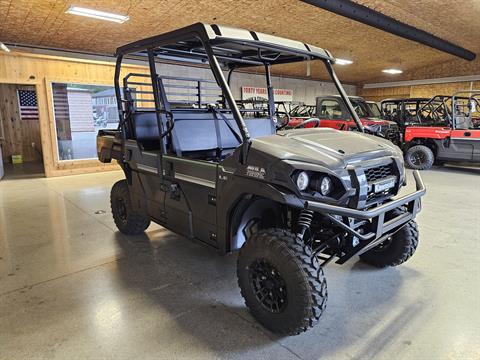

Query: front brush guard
[{"left": 287, "top": 170, "right": 426, "bottom": 264}]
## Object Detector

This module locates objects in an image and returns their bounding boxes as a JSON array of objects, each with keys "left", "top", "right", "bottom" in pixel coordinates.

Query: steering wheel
[
  {"left": 293, "top": 117, "right": 320, "bottom": 129},
  {"left": 275, "top": 111, "right": 291, "bottom": 130}
]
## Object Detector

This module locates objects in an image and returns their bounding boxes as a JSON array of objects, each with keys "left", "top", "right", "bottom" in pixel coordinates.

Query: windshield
[
  {"left": 351, "top": 100, "right": 380, "bottom": 118},
  {"left": 366, "top": 102, "right": 382, "bottom": 118}
]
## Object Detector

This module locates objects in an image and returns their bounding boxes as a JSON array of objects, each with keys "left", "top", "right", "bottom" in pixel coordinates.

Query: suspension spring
[{"left": 296, "top": 209, "right": 314, "bottom": 243}]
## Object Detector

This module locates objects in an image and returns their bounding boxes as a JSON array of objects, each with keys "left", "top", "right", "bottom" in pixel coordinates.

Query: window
[
  {"left": 318, "top": 99, "right": 343, "bottom": 119},
  {"left": 404, "top": 102, "right": 420, "bottom": 123},
  {"left": 352, "top": 103, "right": 367, "bottom": 118},
  {"left": 382, "top": 102, "right": 400, "bottom": 122},
  {"left": 366, "top": 102, "right": 382, "bottom": 118},
  {"left": 52, "top": 83, "right": 120, "bottom": 160}
]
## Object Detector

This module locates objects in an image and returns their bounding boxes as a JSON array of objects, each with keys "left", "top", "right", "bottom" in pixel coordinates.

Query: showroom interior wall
[
  {"left": 358, "top": 55, "right": 480, "bottom": 101},
  {"left": 0, "top": 84, "right": 43, "bottom": 163},
  {"left": 359, "top": 79, "right": 480, "bottom": 102},
  {"left": 0, "top": 50, "right": 356, "bottom": 177},
  {"left": 0, "top": 51, "right": 153, "bottom": 177}
]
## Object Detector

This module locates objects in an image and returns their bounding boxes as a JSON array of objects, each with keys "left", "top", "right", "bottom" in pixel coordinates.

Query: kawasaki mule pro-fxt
[{"left": 97, "top": 23, "right": 426, "bottom": 335}]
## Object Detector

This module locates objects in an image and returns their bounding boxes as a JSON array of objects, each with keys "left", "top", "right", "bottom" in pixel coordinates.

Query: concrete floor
[{"left": 0, "top": 166, "right": 479, "bottom": 359}]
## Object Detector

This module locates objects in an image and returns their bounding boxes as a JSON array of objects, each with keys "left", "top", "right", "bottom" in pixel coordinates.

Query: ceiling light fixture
[
  {"left": 0, "top": 42, "right": 10, "bottom": 52},
  {"left": 65, "top": 6, "right": 129, "bottom": 23},
  {"left": 335, "top": 58, "right": 353, "bottom": 65},
  {"left": 382, "top": 68, "right": 403, "bottom": 74}
]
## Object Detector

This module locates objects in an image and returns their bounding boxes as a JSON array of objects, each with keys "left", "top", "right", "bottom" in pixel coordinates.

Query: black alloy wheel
[{"left": 249, "top": 259, "right": 287, "bottom": 313}]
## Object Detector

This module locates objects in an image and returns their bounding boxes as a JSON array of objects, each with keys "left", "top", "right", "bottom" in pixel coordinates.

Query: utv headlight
[
  {"left": 296, "top": 171, "right": 309, "bottom": 191},
  {"left": 319, "top": 176, "right": 333, "bottom": 196}
]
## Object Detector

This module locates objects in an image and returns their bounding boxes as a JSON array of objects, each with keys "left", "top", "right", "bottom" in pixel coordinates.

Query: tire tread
[
  {"left": 237, "top": 228, "right": 327, "bottom": 335},
  {"left": 360, "top": 212, "right": 419, "bottom": 268},
  {"left": 405, "top": 145, "right": 434, "bottom": 170},
  {"left": 111, "top": 180, "right": 150, "bottom": 235}
]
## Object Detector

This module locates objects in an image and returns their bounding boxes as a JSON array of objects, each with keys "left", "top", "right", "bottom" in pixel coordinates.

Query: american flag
[{"left": 18, "top": 90, "right": 39, "bottom": 120}]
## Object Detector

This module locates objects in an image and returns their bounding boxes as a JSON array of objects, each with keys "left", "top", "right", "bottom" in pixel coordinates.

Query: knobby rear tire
[{"left": 111, "top": 180, "right": 150, "bottom": 235}]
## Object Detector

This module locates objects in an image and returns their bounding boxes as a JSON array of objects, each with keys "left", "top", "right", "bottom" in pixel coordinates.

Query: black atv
[{"left": 97, "top": 23, "right": 426, "bottom": 335}]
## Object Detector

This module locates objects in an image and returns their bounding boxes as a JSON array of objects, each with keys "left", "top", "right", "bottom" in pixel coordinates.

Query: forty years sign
[{"left": 241, "top": 87, "right": 293, "bottom": 102}]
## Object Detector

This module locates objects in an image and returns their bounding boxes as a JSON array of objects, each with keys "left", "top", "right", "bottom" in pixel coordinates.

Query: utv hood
[{"left": 251, "top": 128, "right": 400, "bottom": 168}]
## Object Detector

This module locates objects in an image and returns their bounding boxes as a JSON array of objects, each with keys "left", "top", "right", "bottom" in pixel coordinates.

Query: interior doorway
[{"left": 0, "top": 83, "right": 44, "bottom": 180}]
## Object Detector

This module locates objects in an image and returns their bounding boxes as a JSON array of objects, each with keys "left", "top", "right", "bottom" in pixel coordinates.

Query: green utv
[{"left": 97, "top": 23, "right": 426, "bottom": 335}]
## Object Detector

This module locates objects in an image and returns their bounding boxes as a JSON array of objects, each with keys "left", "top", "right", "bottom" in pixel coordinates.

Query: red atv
[{"left": 402, "top": 91, "right": 480, "bottom": 170}]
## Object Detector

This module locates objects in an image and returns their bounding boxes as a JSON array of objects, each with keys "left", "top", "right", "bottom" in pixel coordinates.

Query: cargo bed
[{"left": 97, "top": 129, "right": 122, "bottom": 163}]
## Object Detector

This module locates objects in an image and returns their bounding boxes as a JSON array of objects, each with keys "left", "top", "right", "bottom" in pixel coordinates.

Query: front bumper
[{"left": 286, "top": 170, "right": 426, "bottom": 264}]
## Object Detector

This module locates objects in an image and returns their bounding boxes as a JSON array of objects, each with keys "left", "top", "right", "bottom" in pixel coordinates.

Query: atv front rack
[{"left": 287, "top": 170, "right": 426, "bottom": 264}]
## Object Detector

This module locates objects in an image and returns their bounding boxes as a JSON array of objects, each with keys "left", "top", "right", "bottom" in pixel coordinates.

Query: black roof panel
[{"left": 116, "top": 23, "right": 335, "bottom": 67}]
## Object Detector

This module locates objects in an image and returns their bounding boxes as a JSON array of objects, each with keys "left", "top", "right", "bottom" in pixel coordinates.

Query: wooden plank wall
[
  {"left": 358, "top": 86, "right": 411, "bottom": 102},
  {"left": 0, "top": 84, "right": 42, "bottom": 163},
  {"left": 0, "top": 51, "right": 150, "bottom": 177},
  {"left": 410, "top": 81, "right": 480, "bottom": 98},
  {"left": 359, "top": 81, "right": 480, "bottom": 102}
]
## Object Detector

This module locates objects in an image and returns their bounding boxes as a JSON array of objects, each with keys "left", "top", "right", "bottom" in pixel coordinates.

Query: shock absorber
[{"left": 296, "top": 209, "right": 314, "bottom": 244}]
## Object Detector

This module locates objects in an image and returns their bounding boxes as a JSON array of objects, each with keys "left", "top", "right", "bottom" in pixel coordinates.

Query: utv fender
[
  {"left": 405, "top": 138, "right": 438, "bottom": 155},
  {"left": 126, "top": 169, "right": 148, "bottom": 214},
  {"left": 228, "top": 196, "right": 285, "bottom": 252},
  {"left": 217, "top": 180, "right": 295, "bottom": 253}
]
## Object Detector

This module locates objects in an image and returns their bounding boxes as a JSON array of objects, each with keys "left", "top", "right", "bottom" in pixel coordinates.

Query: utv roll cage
[
  {"left": 381, "top": 98, "right": 430, "bottom": 126},
  {"left": 452, "top": 90, "right": 480, "bottom": 129},
  {"left": 415, "top": 94, "right": 479, "bottom": 126},
  {"left": 112, "top": 23, "right": 364, "bottom": 164},
  {"left": 415, "top": 95, "right": 454, "bottom": 125}
]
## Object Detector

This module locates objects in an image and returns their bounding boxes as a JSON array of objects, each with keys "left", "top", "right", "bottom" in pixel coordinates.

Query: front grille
[
  {"left": 367, "top": 189, "right": 391, "bottom": 202},
  {"left": 379, "top": 124, "right": 399, "bottom": 144},
  {"left": 385, "top": 129, "right": 398, "bottom": 142},
  {"left": 364, "top": 163, "right": 396, "bottom": 204},
  {"left": 364, "top": 164, "right": 393, "bottom": 182}
]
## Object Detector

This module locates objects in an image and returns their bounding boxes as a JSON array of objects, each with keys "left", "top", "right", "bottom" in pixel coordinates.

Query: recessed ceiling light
[
  {"left": 0, "top": 42, "right": 10, "bottom": 52},
  {"left": 382, "top": 69, "right": 403, "bottom": 74},
  {"left": 65, "top": 6, "right": 129, "bottom": 23},
  {"left": 335, "top": 58, "right": 353, "bottom": 65}
]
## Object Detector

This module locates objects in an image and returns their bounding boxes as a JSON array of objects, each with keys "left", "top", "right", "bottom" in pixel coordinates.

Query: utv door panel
[
  {"left": 125, "top": 145, "right": 166, "bottom": 221},
  {"left": 163, "top": 156, "right": 218, "bottom": 246},
  {"left": 131, "top": 172, "right": 166, "bottom": 221},
  {"left": 435, "top": 138, "right": 472, "bottom": 161},
  {"left": 452, "top": 130, "right": 480, "bottom": 161},
  {"left": 471, "top": 130, "right": 480, "bottom": 161},
  {"left": 447, "top": 130, "right": 476, "bottom": 160}
]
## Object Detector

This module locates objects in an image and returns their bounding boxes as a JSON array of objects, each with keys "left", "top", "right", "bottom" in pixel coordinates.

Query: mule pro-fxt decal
[{"left": 246, "top": 165, "right": 266, "bottom": 179}]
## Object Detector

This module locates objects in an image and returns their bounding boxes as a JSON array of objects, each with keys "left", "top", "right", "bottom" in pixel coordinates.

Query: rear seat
[
  {"left": 132, "top": 112, "right": 162, "bottom": 151},
  {"left": 133, "top": 110, "right": 275, "bottom": 158}
]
